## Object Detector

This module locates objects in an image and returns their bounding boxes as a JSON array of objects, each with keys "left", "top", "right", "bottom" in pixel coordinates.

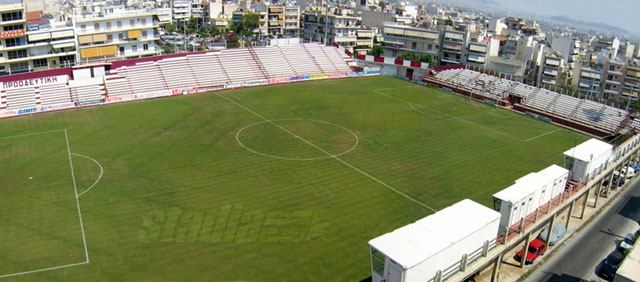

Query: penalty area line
[
  {"left": 215, "top": 92, "right": 436, "bottom": 212},
  {"left": 0, "top": 261, "right": 88, "bottom": 279},
  {"left": 0, "top": 129, "right": 65, "bottom": 140}
]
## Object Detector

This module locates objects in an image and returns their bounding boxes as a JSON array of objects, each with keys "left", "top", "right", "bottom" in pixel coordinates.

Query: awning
[
  {"left": 127, "top": 29, "right": 141, "bottom": 39},
  {"left": 92, "top": 33, "right": 107, "bottom": 43},
  {"left": 52, "top": 42, "right": 75, "bottom": 49},
  {"left": 78, "top": 35, "right": 93, "bottom": 44}
]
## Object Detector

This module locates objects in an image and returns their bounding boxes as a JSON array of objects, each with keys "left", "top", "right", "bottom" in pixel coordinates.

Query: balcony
[
  {"left": 442, "top": 42, "right": 462, "bottom": 51},
  {"left": 467, "top": 54, "right": 485, "bottom": 63}
]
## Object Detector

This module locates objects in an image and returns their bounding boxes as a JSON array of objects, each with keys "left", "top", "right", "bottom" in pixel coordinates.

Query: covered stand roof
[{"left": 368, "top": 199, "right": 500, "bottom": 270}]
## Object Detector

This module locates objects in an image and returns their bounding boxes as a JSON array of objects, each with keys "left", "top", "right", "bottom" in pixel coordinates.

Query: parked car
[
  {"left": 598, "top": 251, "right": 625, "bottom": 281},
  {"left": 515, "top": 239, "right": 547, "bottom": 264},
  {"left": 618, "top": 233, "right": 637, "bottom": 252},
  {"left": 538, "top": 224, "right": 566, "bottom": 246}
]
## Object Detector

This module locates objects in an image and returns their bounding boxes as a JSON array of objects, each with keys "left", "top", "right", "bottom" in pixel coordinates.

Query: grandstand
[
  {"left": 0, "top": 43, "right": 353, "bottom": 118},
  {"left": 426, "top": 68, "right": 629, "bottom": 137}
]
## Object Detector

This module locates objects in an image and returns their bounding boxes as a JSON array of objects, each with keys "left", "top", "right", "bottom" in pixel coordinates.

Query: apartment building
[
  {"left": 0, "top": 1, "right": 77, "bottom": 75},
  {"left": 74, "top": 5, "right": 160, "bottom": 63},
  {"left": 573, "top": 59, "right": 603, "bottom": 100},
  {"left": 440, "top": 28, "right": 468, "bottom": 65},
  {"left": 253, "top": 4, "right": 300, "bottom": 38},
  {"left": 380, "top": 22, "right": 440, "bottom": 60},
  {"left": 25, "top": 11, "right": 77, "bottom": 71},
  {"left": 600, "top": 58, "right": 625, "bottom": 100},
  {"left": 302, "top": 5, "right": 373, "bottom": 55},
  {"left": 622, "top": 61, "right": 640, "bottom": 100},
  {"left": 466, "top": 41, "right": 489, "bottom": 67},
  {"left": 0, "top": 1, "right": 29, "bottom": 75},
  {"left": 172, "top": 0, "right": 191, "bottom": 22},
  {"left": 539, "top": 52, "right": 563, "bottom": 86}
]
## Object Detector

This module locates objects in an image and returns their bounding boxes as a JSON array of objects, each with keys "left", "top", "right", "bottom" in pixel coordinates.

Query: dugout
[
  {"left": 368, "top": 200, "right": 500, "bottom": 282},
  {"left": 563, "top": 139, "right": 613, "bottom": 181}
]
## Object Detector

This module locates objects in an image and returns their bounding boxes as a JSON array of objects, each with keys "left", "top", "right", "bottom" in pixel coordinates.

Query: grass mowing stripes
[{"left": 0, "top": 76, "right": 587, "bottom": 281}]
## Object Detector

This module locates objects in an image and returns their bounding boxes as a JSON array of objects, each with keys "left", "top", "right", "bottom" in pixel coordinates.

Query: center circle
[{"left": 236, "top": 118, "right": 359, "bottom": 161}]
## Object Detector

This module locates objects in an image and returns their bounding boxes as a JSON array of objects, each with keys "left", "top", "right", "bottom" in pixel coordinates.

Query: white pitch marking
[
  {"left": 0, "top": 261, "right": 89, "bottom": 279},
  {"left": 376, "top": 89, "right": 562, "bottom": 143},
  {"left": 217, "top": 93, "right": 436, "bottom": 212},
  {"left": 0, "top": 129, "right": 65, "bottom": 140},
  {"left": 64, "top": 129, "right": 90, "bottom": 263},
  {"left": 235, "top": 118, "right": 359, "bottom": 161},
  {"left": 523, "top": 129, "right": 562, "bottom": 142},
  {"left": 72, "top": 153, "right": 104, "bottom": 197}
]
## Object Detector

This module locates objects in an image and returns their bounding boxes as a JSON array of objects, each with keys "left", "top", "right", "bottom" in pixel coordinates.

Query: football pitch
[{"left": 0, "top": 76, "right": 587, "bottom": 281}]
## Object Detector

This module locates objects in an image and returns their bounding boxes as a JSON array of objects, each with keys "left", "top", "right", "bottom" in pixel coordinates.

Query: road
[{"left": 524, "top": 177, "right": 640, "bottom": 282}]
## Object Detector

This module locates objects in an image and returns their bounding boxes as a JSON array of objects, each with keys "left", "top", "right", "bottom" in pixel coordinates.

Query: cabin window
[{"left": 371, "top": 249, "right": 385, "bottom": 276}]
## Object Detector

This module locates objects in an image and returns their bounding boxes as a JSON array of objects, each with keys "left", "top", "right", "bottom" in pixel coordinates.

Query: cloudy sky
[{"left": 493, "top": 0, "right": 639, "bottom": 34}]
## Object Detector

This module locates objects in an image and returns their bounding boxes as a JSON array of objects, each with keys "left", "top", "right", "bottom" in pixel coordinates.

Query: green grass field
[{"left": 0, "top": 76, "right": 587, "bottom": 281}]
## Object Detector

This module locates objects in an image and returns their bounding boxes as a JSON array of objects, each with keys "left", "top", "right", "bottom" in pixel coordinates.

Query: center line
[{"left": 216, "top": 92, "right": 436, "bottom": 212}]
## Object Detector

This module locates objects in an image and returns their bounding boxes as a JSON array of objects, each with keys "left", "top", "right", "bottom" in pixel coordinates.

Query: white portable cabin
[
  {"left": 563, "top": 139, "right": 613, "bottom": 181},
  {"left": 515, "top": 172, "right": 551, "bottom": 211},
  {"left": 538, "top": 165, "right": 569, "bottom": 201},
  {"left": 492, "top": 182, "right": 538, "bottom": 232},
  {"left": 368, "top": 200, "right": 500, "bottom": 282}
]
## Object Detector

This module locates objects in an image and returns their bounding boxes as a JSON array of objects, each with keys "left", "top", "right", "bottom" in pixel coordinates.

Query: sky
[{"left": 492, "top": 0, "right": 640, "bottom": 35}]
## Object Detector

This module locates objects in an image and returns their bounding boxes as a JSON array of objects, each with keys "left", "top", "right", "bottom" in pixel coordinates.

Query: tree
[
  {"left": 164, "top": 23, "right": 176, "bottom": 34},
  {"left": 397, "top": 52, "right": 419, "bottom": 61},
  {"left": 367, "top": 45, "right": 384, "bottom": 56},
  {"left": 241, "top": 12, "right": 259, "bottom": 36},
  {"left": 226, "top": 32, "right": 240, "bottom": 48},
  {"left": 418, "top": 54, "right": 433, "bottom": 65},
  {"left": 445, "top": 19, "right": 454, "bottom": 26}
]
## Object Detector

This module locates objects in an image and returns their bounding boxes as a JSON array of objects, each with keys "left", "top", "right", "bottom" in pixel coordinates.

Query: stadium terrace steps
[
  {"left": 70, "top": 84, "right": 102, "bottom": 102},
  {"left": 118, "top": 62, "right": 169, "bottom": 94},
  {"left": 105, "top": 77, "right": 133, "bottom": 98},
  {"left": 0, "top": 44, "right": 351, "bottom": 114},
  {"left": 433, "top": 68, "right": 628, "bottom": 134},
  {"left": 302, "top": 43, "right": 338, "bottom": 73},
  {"left": 217, "top": 49, "right": 267, "bottom": 83},
  {"left": 159, "top": 57, "right": 198, "bottom": 90},
  {"left": 278, "top": 44, "right": 323, "bottom": 75},
  {"left": 38, "top": 84, "right": 72, "bottom": 105},
  {"left": 252, "top": 47, "right": 296, "bottom": 78},
  {"left": 186, "top": 53, "right": 230, "bottom": 87},
  {"left": 4, "top": 88, "right": 36, "bottom": 110}
]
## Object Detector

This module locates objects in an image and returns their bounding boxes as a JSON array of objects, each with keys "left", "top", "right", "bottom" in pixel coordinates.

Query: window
[
  {"left": 2, "top": 11, "right": 22, "bottom": 22},
  {"left": 142, "top": 30, "right": 147, "bottom": 38},
  {"left": 141, "top": 18, "right": 146, "bottom": 26},
  {"left": 7, "top": 49, "right": 27, "bottom": 59},
  {"left": 610, "top": 65, "right": 615, "bottom": 71},
  {"left": 107, "top": 34, "right": 113, "bottom": 42},
  {"left": 427, "top": 44, "right": 432, "bottom": 50},
  {"left": 132, "top": 45, "right": 137, "bottom": 52},
  {"left": 106, "top": 21, "right": 111, "bottom": 30},
  {"left": 143, "top": 43, "right": 148, "bottom": 51},
  {"left": 118, "top": 33, "right": 123, "bottom": 41},
  {"left": 33, "top": 58, "right": 47, "bottom": 68},
  {"left": 117, "top": 21, "right": 122, "bottom": 28},
  {"left": 130, "top": 19, "right": 135, "bottom": 27},
  {"left": 371, "top": 249, "right": 385, "bottom": 276},
  {"left": 4, "top": 37, "right": 25, "bottom": 47},
  {"left": 94, "top": 23, "right": 100, "bottom": 31},
  {"left": 4, "top": 24, "right": 23, "bottom": 31},
  {"left": 119, "top": 46, "right": 125, "bottom": 55},
  {"left": 411, "top": 42, "right": 417, "bottom": 50},
  {"left": 9, "top": 62, "right": 28, "bottom": 72},
  {"left": 81, "top": 24, "right": 86, "bottom": 32},
  {"left": 60, "top": 55, "right": 75, "bottom": 67}
]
